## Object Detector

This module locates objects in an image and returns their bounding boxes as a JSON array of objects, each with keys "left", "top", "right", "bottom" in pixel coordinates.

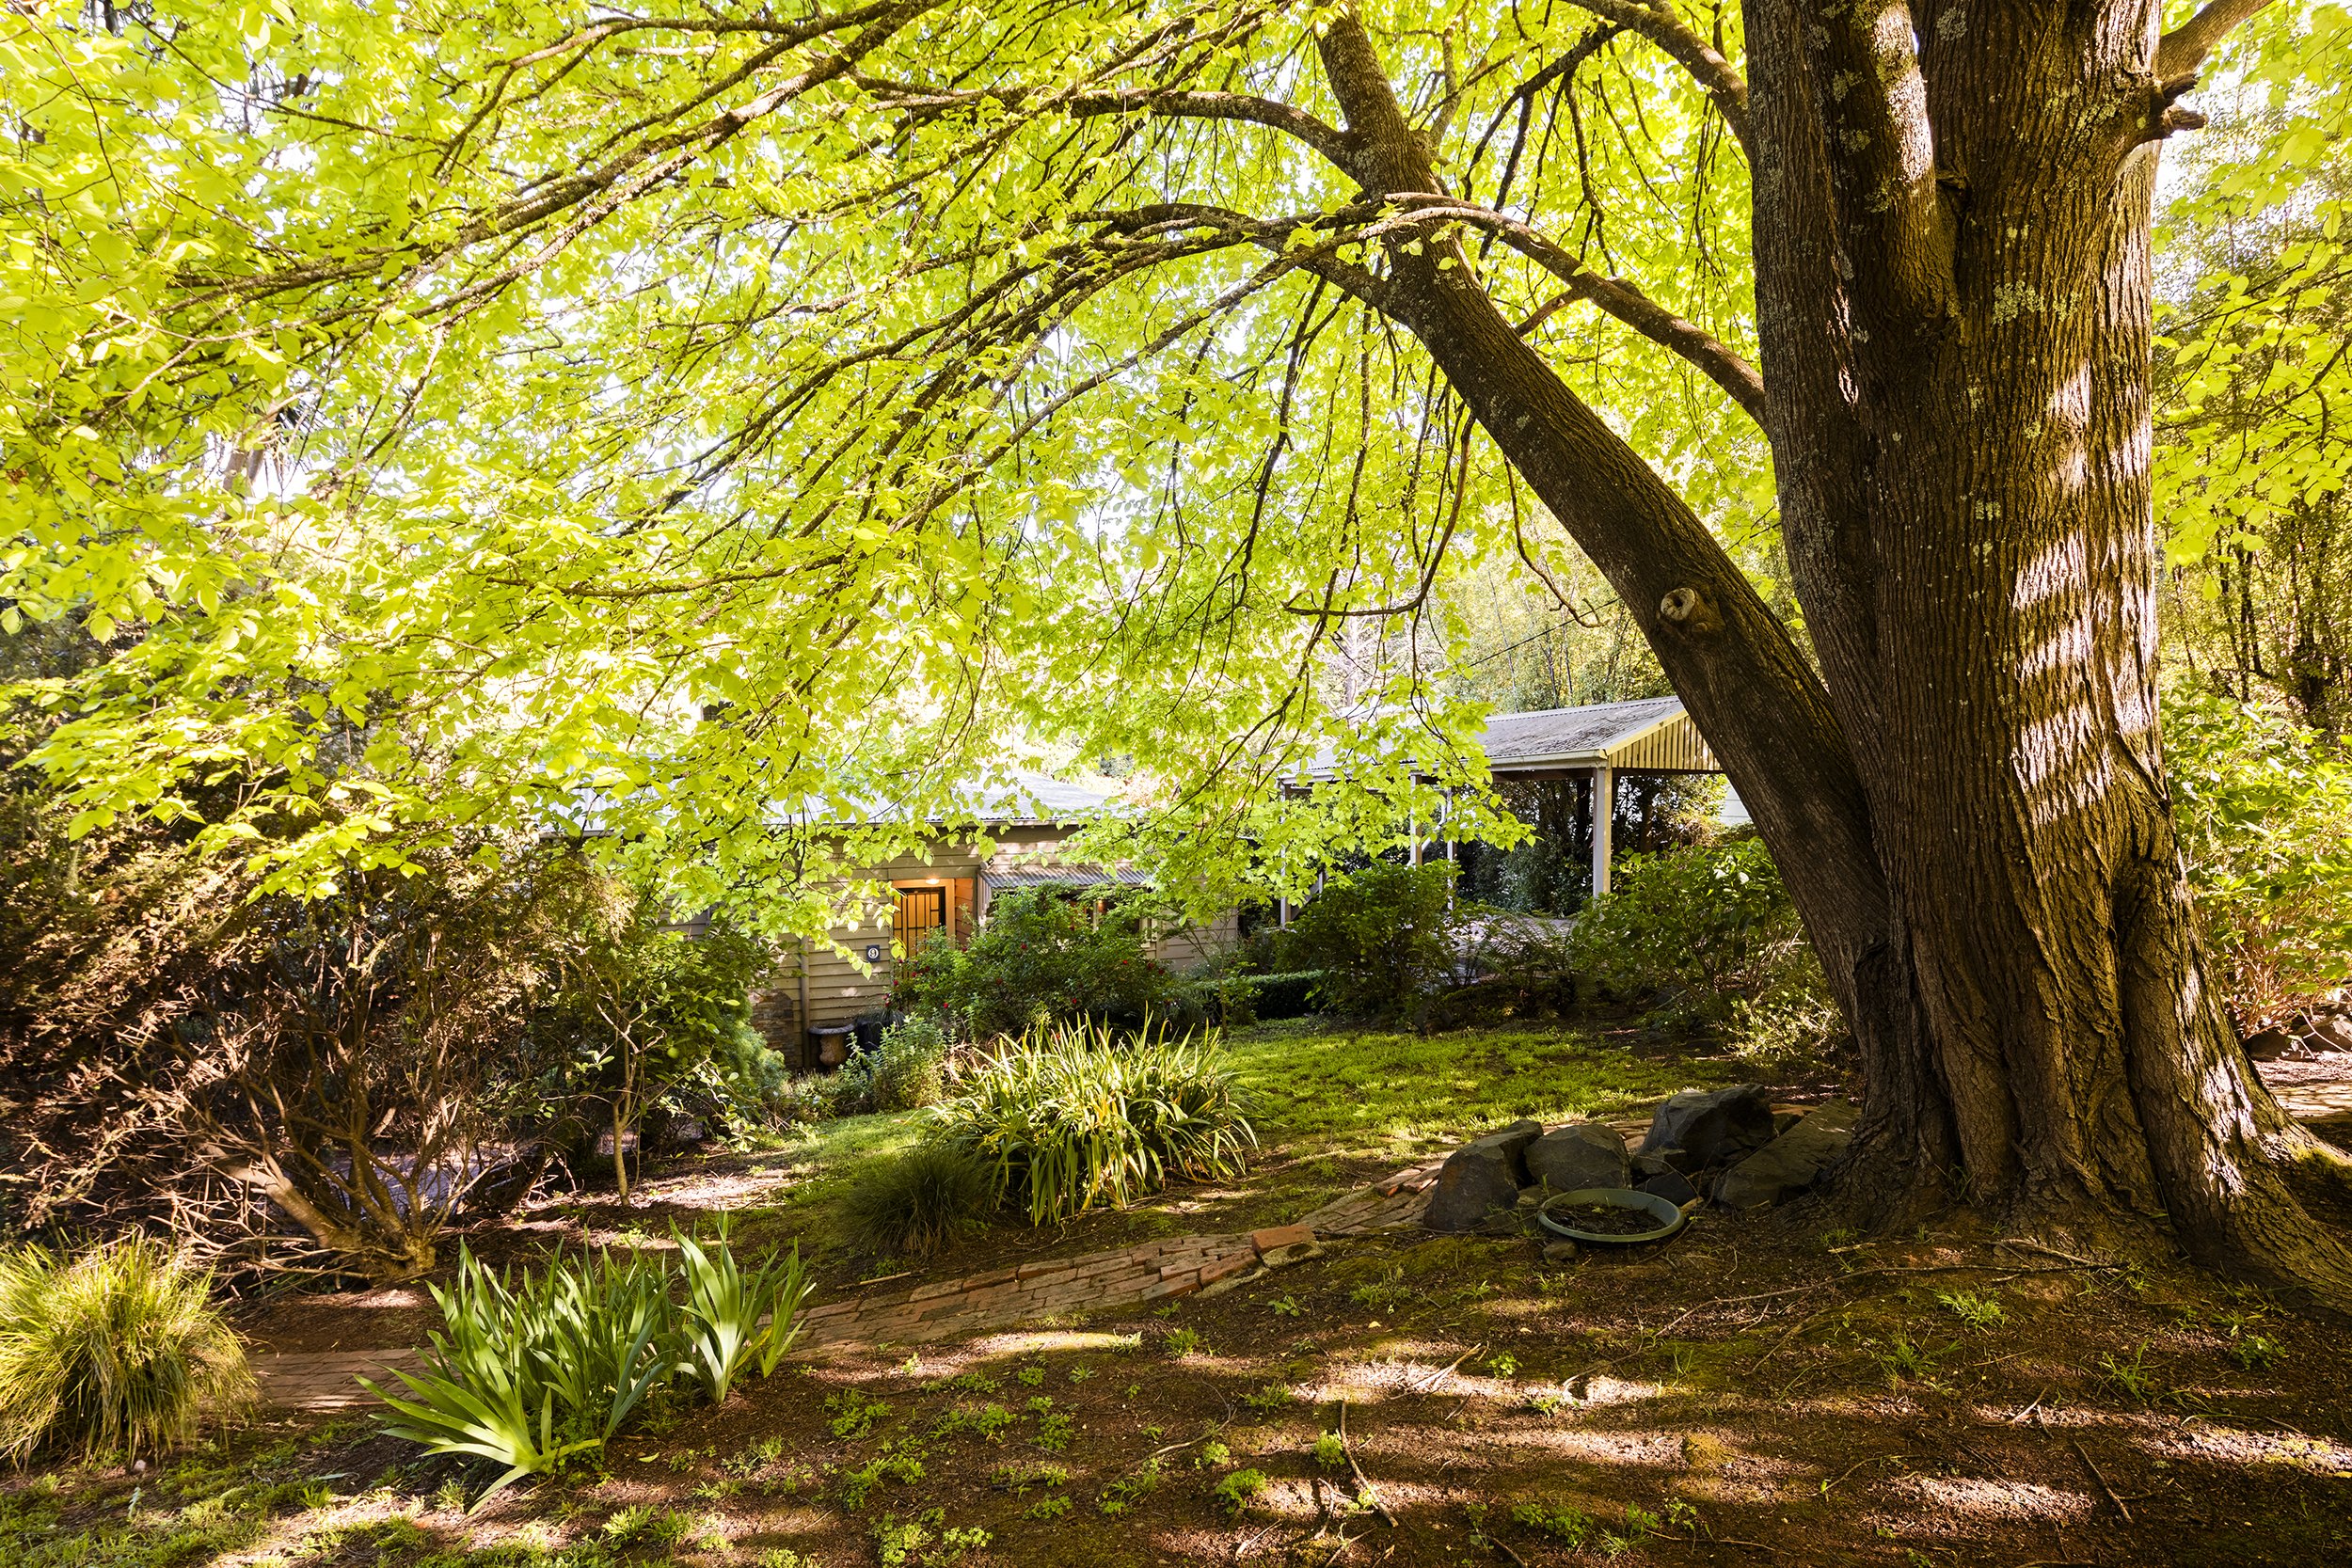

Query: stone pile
[{"left": 1422, "top": 1084, "right": 1858, "bottom": 1232}]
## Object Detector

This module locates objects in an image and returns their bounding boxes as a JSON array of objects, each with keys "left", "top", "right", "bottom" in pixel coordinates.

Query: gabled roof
[
  {"left": 1477, "top": 697, "right": 1713, "bottom": 772},
  {"left": 1305, "top": 697, "right": 1719, "bottom": 780}
]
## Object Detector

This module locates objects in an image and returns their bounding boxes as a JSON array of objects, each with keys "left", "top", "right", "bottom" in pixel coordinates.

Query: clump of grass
[
  {"left": 0, "top": 1237, "right": 251, "bottom": 1462},
  {"left": 840, "top": 1145, "right": 998, "bottom": 1258},
  {"left": 603, "top": 1503, "right": 694, "bottom": 1547},
  {"left": 1934, "top": 1290, "right": 2005, "bottom": 1331},
  {"left": 931, "top": 1021, "right": 1255, "bottom": 1225}
]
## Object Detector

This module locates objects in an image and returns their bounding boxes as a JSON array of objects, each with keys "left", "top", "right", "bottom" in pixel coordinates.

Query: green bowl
[{"left": 1535, "top": 1186, "right": 1688, "bottom": 1245}]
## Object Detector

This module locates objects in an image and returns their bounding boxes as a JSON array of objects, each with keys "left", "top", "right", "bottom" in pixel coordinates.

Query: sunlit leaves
[{"left": 6, "top": 0, "right": 1764, "bottom": 926}]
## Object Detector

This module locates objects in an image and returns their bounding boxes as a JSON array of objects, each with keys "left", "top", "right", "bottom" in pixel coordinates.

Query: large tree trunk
[{"left": 1315, "top": 5, "right": 2352, "bottom": 1302}]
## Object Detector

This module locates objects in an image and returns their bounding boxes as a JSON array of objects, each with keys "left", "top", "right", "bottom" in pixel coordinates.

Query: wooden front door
[{"left": 894, "top": 886, "right": 949, "bottom": 957}]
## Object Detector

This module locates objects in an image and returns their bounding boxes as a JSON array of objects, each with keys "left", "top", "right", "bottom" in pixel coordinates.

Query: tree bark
[{"left": 1313, "top": 4, "right": 2352, "bottom": 1302}]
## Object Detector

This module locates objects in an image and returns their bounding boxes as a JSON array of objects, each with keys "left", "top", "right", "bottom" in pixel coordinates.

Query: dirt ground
[
  {"left": 32, "top": 1039, "right": 2352, "bottom": 1566},
  {"left": 40, "top": 1205, "right": 2352, "bottom": 1568}
]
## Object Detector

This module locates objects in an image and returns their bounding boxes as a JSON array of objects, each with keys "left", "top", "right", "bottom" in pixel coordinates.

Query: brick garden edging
[{"left": 247, "top": 1163, "right": 1445, "bottom": 1412}]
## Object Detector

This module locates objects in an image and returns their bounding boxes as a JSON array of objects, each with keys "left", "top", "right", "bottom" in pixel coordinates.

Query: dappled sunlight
[
  {"left": 2150, "top": 1423, "right": 2352, "bottom": 1476},
  {"left": 1874, "top": 1474, "right": 2094, "bottom": 1522},
  {"left": 965, "top": 1329, "right": 1147, "bottom": 1357},
  {"left": 1474, "top": 1422, "right": 1688, "bottom": 1470}
]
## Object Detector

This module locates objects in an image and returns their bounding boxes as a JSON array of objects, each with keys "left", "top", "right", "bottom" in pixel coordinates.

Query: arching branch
[
  {"left": 1561, "top": 0, "right": 1749, "bottom": 153},
  {"left": 1389, "top": 197, "right": 1766, "bottom": 422},
  {"left": 1063, "top": 89, "right": 1359, "bottom": 174},
  {"left": 2159, "top": 0, "right": 2276, "bottom": 76}
]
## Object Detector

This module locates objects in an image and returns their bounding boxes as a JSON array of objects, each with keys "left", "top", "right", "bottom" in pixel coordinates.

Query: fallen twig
[
  {"left": 2069, "top": 1436, "right": 2133, "bottom": 1523},
  {"left": 1336, "top": 1400, "right": 1397, "bottom": 1528},
  {"left": 1997, "top": 1238, "right": 2124, "bottom": 1270},
  {"left": 1405, "top": 1343, "right": 1483, "bottom": 1395},
  {"left": 1479, "top": 1528, "right": 1531, "bottom": 1568},
  {"left": 2005, "top": 1386, "right": 2051, "bottom": 1425}
]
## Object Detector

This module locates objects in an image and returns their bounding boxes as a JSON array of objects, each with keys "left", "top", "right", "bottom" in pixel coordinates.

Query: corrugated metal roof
[
  {"left": 1303, "top": 697, "right": 1719, "bottom": 779},
  {"left": 984, "top": 863, "right": 1152, "bottom": 890},
  {"left": 1477, "top": 697, "right": 1692, "bottom": 768}
]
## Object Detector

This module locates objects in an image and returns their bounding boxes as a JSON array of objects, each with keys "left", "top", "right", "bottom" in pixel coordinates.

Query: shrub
[
  {"left": 1278, "top": 862, "right": 1461, "bottom": 1018},
  {"left": 1569, "top": 837, "right": 1805, "bottom": 1005},
  {"left": 1415, "top": 915, "right": 1581, "bottom": 1030},
  {"left": 930, "top": 1020, "right": 1255, "bottom": 1225},
  {"left": 840, "top": 1145, "right": 999, "bottom": 1258},
  {"left": 1567, "top": 838, "right": 1842, "bottom": 1058},
  {"left": 869, "top": 1016, "right": 953, "bottom": 1112},
  {"left": 0, "top": 1237, "right": 250, "bottom": 1461},
  {"left": 1245, "top": 971, "right": 1324, "bottom": 1022},
  {"left": 2166, "top": 686, "right": 2352, "bottom": 1029},
  {"left": 893, "top": 891, "right": 1175, "bottom": 1037}
]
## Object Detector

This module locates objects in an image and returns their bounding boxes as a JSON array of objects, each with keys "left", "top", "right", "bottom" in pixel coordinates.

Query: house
[
  {"left": 1298, "top": 696, "right": 1724, "bottom": 902},
  {"left": 749, "top": 772, "right": 1238, "bottom": 1069}
]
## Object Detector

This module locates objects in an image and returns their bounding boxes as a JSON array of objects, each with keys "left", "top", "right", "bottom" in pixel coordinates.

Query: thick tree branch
[
  {"left": 1391, "top": 197, "right": 1765, "bottom": 422},
  {"left": 1562, "top": 0, "right": 1750, "bottom": 153},
  {"left": 1808, "top": 0, "right": 1954, "bottom": 334},
  {"left": 1063, "top": 89, "right": 1358, "bottom": 174},
  {"left": 2158, "top": 0, "right": 2276, "bottom": 76}
]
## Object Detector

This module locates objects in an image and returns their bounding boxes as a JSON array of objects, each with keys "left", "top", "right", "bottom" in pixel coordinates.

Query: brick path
[{"left": 248, "top": 1163, "right": 1444, "bottom": 1411}]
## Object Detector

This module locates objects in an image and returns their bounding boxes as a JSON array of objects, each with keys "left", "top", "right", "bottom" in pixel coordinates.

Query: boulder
[
  {"left": 1713, "top": 1101, "right": 1860, "bottom": 1211},
  {"left": 2302, "top": 1011, "right": 2352, "bottom": 1053},
  {"left": 1637, "top": 1167, "right": 1699, "bottom": 1206},
  {"left": 1639, "top": 1085, "right": 1777, "bottom": 1171},
  {"left": 1423, "top": 1119, "right": 1545, "bottom": 1232},
  {"left": 1525, "top": 1122, "right": 1631, "bottom": 1194},
  {"left": 2243, "top": 1026, "right": 2299, "bottom": 1062}
]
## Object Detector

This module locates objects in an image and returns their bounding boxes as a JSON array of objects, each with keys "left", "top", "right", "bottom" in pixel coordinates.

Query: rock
[
  {"left": 1638, "top": 1167, "right": 1699, "bottom": 1206},
  {"left": 2302, "top": 1011, "right": 2352, "bottom": 1053},
  {"left": 1630, "top": 1151, "right": 1676, "bottom": 1182},
  {"left": 1713, "top": 1101, "right": 1860, "bottom": 1211},
  {"left": 1525, "top": 1122, "right": 1631, "bottom": 1194},
  {"left": 1541, "top": 1239, "right": 1581, "bottom": 1264},
  {"left": 2243, "top": 1026, "right": 2299, "bottom": 1061},
  {"left": 1639, "top": 1085, "right": 1777, "bottom": 1171},
  {"left": 1423, "top": 1119, "right": 1545, "bottom": 1232}
]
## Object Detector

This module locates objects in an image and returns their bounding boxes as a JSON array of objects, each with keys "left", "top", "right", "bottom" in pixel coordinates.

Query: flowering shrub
[{"left": 893, "top": 891, "right": 1175, "bottom": 1039}]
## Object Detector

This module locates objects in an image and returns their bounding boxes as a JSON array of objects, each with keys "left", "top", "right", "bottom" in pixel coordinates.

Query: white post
[{"left": 1590, "top": 763, "right": 1615, "bottom": 902}]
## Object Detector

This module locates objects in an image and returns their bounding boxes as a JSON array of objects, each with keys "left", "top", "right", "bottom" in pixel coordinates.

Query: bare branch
[
  {"left": 2159, "top": 0, "right": 2276, "bottom": 76},
  {"left": 1562, "top": 0, "right": 1750, "bottom": 153}
]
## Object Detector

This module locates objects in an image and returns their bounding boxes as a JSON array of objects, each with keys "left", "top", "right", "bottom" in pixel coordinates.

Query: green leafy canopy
[{"left": 14, "top": 1, "right": 2312, "bottom": 928}]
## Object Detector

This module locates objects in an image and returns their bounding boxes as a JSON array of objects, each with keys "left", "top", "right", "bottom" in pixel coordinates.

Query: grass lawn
[{"left": 675, "top": 1020, "right": 1763, "bottom": 1288}]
